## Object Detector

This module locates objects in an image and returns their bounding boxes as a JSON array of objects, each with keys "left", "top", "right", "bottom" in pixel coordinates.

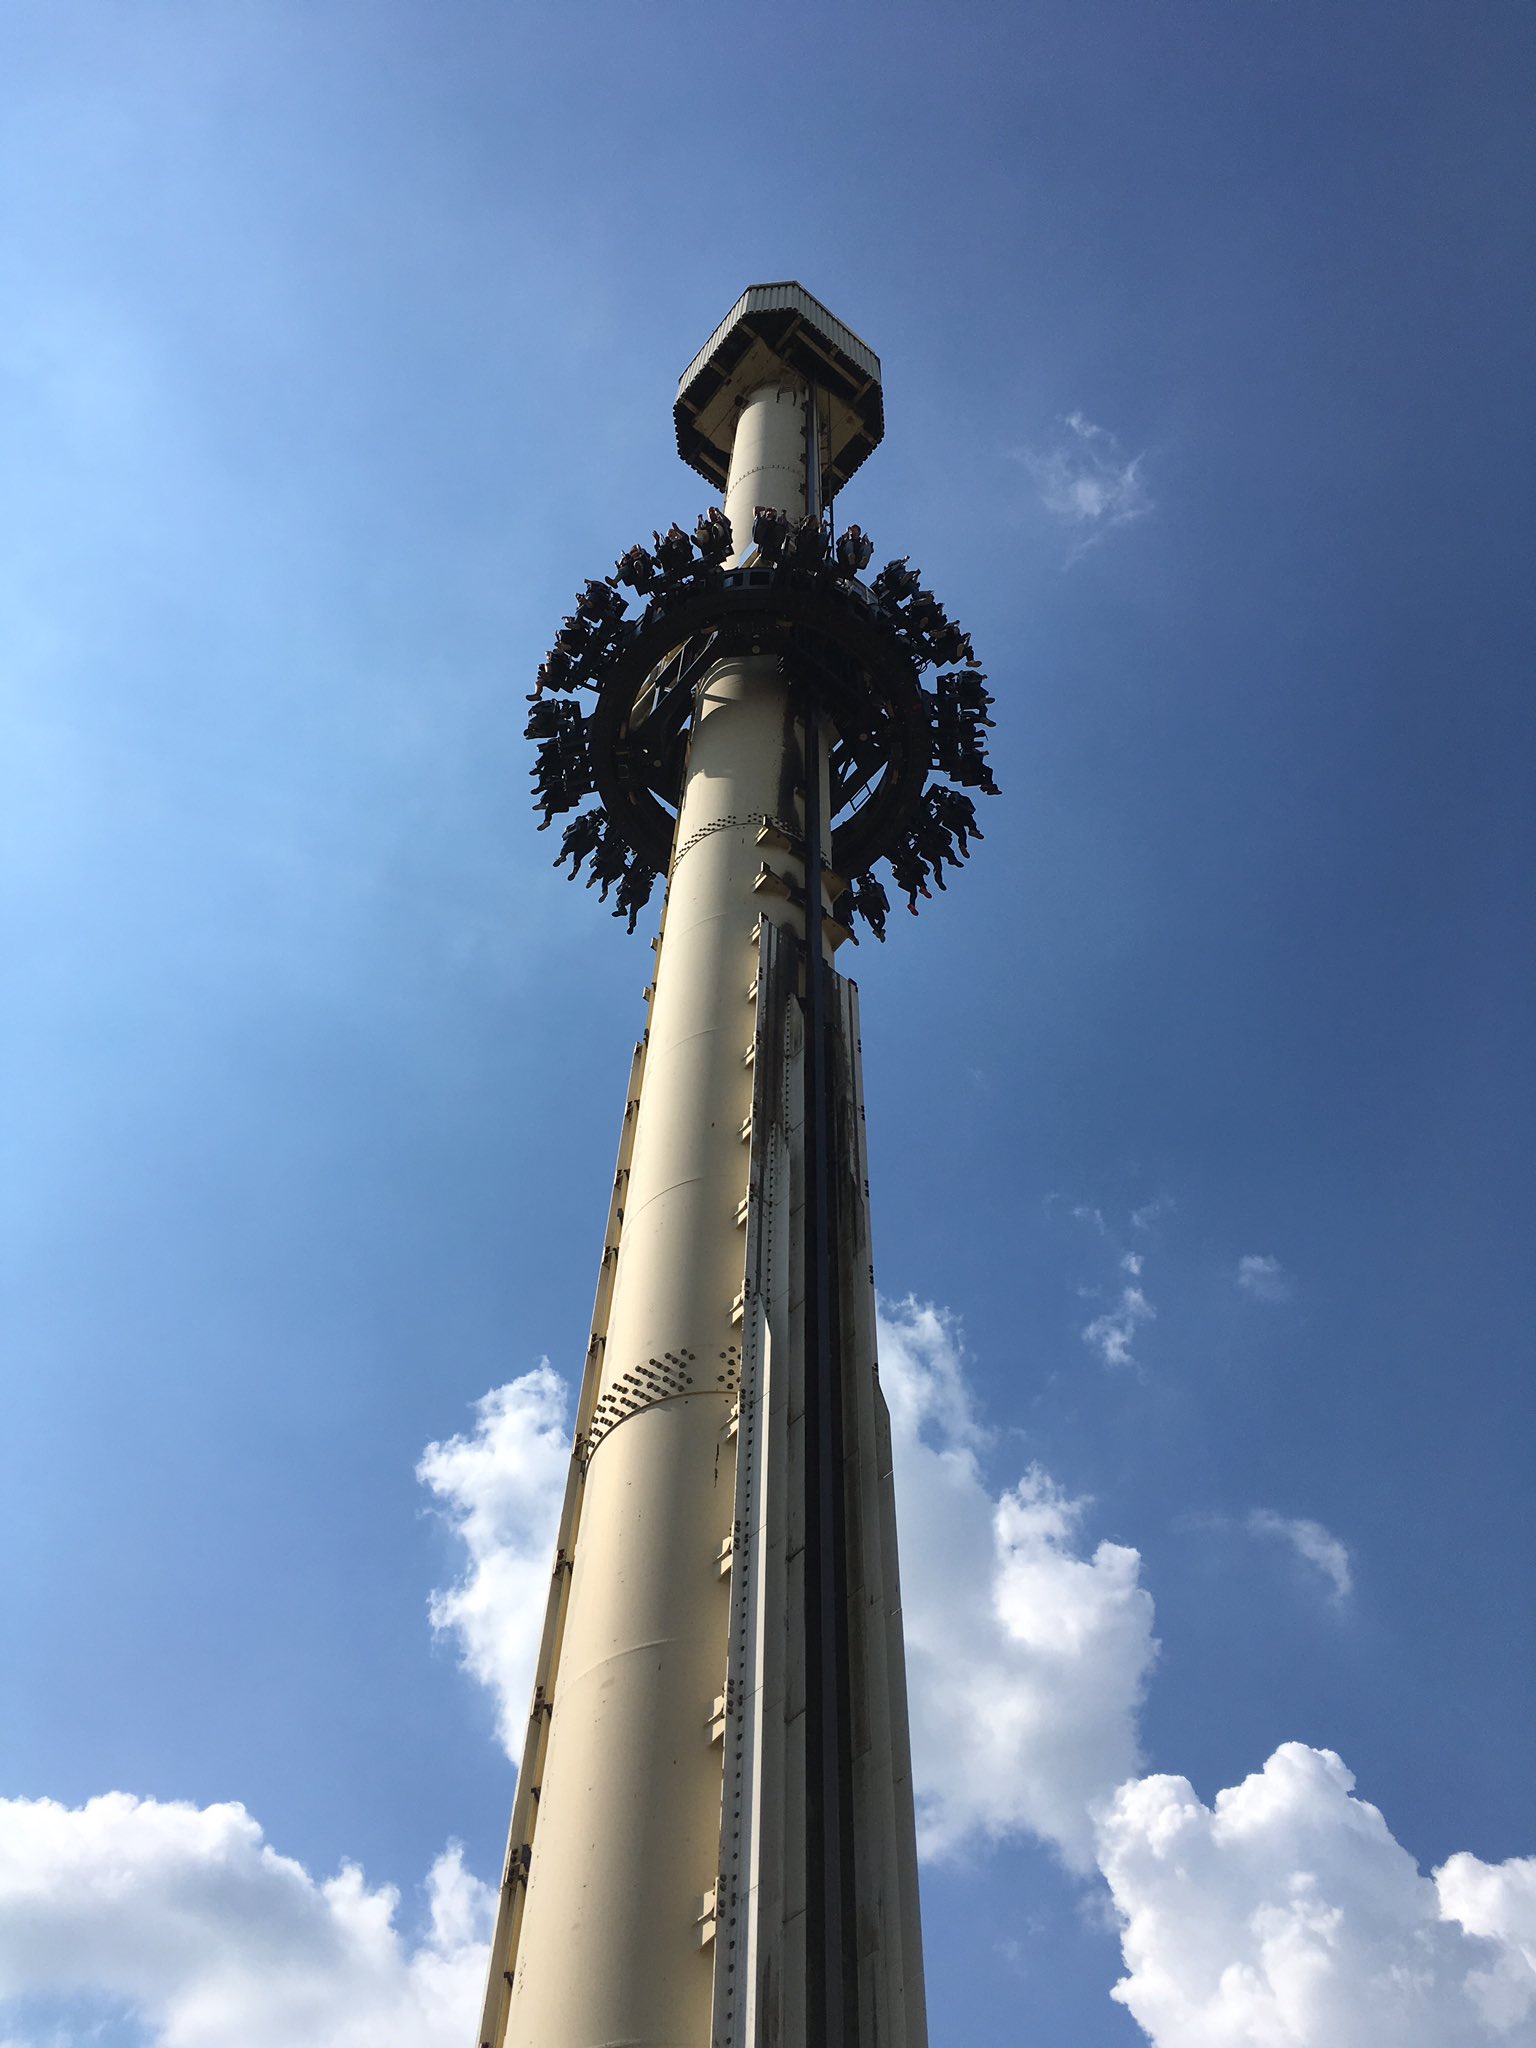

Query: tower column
[
  {"left": 484, "top": 283, "right": 983, "bottom": 2048},
  {"left": 724, "top": 379, "right": 810, "bottom": 557},
  {"left": 502, "top": 393, "right": 812, "bottom": 2048}
]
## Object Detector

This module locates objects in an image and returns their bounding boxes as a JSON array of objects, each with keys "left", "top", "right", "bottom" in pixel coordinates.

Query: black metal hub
[
  {"left": 527, "top": 513, "right": 999, "bottom": 937},
  {"left": 584, "top": 569, "right": 932, "bottom": 877}
]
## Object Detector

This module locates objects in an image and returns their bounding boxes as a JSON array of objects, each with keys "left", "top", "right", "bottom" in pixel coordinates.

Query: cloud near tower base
[{"left": 1, "top": 1304, "right": 1529, "bottom": 2047}]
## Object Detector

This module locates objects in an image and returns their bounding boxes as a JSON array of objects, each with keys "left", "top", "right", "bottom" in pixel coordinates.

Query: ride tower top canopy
[{"left": 674, "top": 281, "right": 885, "bottom": 498}]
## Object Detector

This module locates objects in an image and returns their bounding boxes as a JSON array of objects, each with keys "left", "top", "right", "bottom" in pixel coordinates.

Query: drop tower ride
[{"left": 479, "top": 284, "right": 997, "bottom": 2048}]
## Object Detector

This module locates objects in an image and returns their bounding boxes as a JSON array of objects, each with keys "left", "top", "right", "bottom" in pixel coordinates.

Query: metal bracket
[
  {"left": 752, "top": 861, "right": 803, "bottom": 906},
  {"left": 696, "top": 1885, "right": 718, "bottom": 1948}
]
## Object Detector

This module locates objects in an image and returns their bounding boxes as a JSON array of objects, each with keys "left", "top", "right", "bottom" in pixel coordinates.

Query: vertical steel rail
[
  {"left": 801, "top": 680, "right": 858, "bottom": 2047},
  {"left": 801, "top": 375, "right": 859, "bottom": 2046}
]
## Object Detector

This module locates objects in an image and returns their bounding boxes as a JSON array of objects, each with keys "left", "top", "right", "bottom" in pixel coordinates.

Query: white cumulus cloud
[
  {"left": 1237, "top": 1253, "right": 1292, "bottom": 1302},
  {"left": 416, "top": 1364, "right": 571, "bottom": 1756},
  {"left": 5, "top": 1315, "right": 1526, "bottom": 2048},
  {"left": 1019, "top": 412, "right": 1153, "bottom": 565},
  {"left": 407, "top": 1319, "right": 1532, "bottom": 2048},
  {"left": 1438, "top": 1852, "right": 1536, "bottom": 2032},
  {"left": 1098, "top": 1743, "right": 1536, "bottom": 2046},
  {"left": 1247, "top": 1508, "right": 1354, "bottom": 1603},
  {"left": 0, "top": 1793, "right": 491, "bottom": 2047},
  {"left": 879, "top": 1299, "right": 1158, "bottom": 1870},
  {"left": 413, "top": 1306, "right": 1158, "bottom": 1877}
]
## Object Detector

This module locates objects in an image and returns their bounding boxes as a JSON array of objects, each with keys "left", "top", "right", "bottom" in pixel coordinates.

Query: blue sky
[{"left": 3, "top": 4, "right": 1534, "bottom": 2042}]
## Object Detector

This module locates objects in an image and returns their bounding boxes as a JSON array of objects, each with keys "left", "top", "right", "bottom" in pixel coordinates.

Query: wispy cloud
[
  {"left": 1247, "top": 1508, "right": 1353, "bottom": 1602},
  {"left": 1130, "top": 1197, "right": 1174, "bottom": 1233},
  {"left": 1061, "top": 1200, "right": 1168, "bottom": 1374},
  {"left": 1236, "top": 1253, "right": 1292, "bottom": 1302},
  {"left": 1083, "top": 1287, "right": 1157, "bottom": 1372},
  {"left": 1018, "top": 412, "right": 1153, "bottom": 566}
]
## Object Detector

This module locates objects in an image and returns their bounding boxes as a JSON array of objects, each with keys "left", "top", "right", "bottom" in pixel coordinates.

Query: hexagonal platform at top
[{"left": 675, "top": 283, "right": 884, "bottom": 498}]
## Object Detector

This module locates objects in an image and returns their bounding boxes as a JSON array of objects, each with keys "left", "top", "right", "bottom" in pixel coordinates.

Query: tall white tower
[{"left": 478, "top": 284, "right": 996, "bottom": 2048}]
